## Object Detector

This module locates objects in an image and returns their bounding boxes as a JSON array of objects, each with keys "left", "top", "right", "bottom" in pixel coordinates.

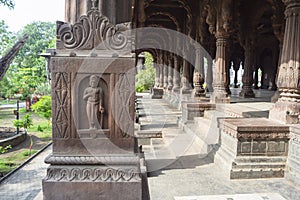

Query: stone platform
[{"left": 215, "top": 118, "right": 290, "bottom": 179}]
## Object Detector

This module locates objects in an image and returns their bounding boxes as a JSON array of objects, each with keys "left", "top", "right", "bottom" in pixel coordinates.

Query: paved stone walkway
[
  {"left": 0, "top": 145, "right": 51, "bottom": 200},
  {"left": 137, "top": 93, "right": 300, "bottom": 200}
]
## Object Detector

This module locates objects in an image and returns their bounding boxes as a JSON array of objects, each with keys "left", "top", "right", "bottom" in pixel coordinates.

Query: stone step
[
  {"left": 190, "top": 117, "right": 220, "bottom": 145},
  {"left": 203, "top": 110, "right": 227, "bottom": 121},
  {"left": 232, "top": 162, "right": 286, "bottom": 169},
  {"left": 234, "top": 156, "right": 287, "bottom": 163}
]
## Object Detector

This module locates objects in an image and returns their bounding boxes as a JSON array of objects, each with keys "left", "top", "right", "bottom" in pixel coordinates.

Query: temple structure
[{"left": 42, "top": 0, "right": 300, "bottom": 199}]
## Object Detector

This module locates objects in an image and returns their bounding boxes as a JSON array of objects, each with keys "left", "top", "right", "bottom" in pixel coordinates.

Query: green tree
[
  {"left": 13, "top": 114, "right": 33, "bottom": 133},
  {"left": 0, "top": 21, "right": 56, "bottom": 99},
  {"left": 0, "top": 20, "right": 16, "bottom": 56},
  {"left": 31, "top": 96, "right": 52, "bottom": 126},
  {"left": 136, "top": 52, "right": 156, "bottom": 92},
  {"left": 0, "top": 0, "right": 14, "bottom": 9}
]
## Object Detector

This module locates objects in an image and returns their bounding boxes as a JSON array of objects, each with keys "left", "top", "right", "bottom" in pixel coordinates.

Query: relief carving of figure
[{"left": 83, "top": 75, "right": 104, "bottom": 129}]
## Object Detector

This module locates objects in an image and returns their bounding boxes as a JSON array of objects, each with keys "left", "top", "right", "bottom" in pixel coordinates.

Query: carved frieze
[{"left": 45, "top": 166, "right": 141, "bottom": 182}]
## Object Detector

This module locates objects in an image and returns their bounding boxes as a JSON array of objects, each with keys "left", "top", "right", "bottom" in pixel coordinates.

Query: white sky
[{"left": 0, "top": 0, "right": 65, "bottom": 32}]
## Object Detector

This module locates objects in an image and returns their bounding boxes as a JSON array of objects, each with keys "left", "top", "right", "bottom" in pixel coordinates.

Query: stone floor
[
  {"left": 0, "top": 145, "right": 51, "bottom": 200},
  {"left": 0, "top": 89, "right": 299, "bottom": 200},
  {"left": 137, "top": 90, "right": 300, "bottom": 200}
]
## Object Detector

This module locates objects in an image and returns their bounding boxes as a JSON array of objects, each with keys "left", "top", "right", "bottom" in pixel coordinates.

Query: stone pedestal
[
  {"left": 215, "top": 118, "right": 290, "bottom": 179},
  {"left": 152, "top": 88, "right": 164, "bottom": 99},
  {"left": 286, "top": 125, "right": 300, "bottom": 185},
  {"left": 181, "top": 101, "right": 215, "bottom": 122}
]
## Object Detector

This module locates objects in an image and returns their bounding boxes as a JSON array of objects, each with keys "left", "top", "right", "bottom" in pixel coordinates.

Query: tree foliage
[
  {"left": 31, "top": 96, "right": 52, "bottom": 124},
  {"left": 0, "top": 21, "right": 56, "bottom": 99},
  {"left": 0, "top": 0, "right": 15, "bottom": 9},
  {"left": 13, "top": 114, "right": 33, "bottom": 133},
  {"left": 136, "top": 52, "right": 156, "bottom": 92}
]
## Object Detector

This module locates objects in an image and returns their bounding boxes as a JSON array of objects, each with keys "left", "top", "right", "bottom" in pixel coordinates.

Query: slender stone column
[
  {"left": 154, "top": 61, "right": 160, "bottom": 88},
  {"left": 206, "top": 56, "right": 214, "bottom": 92},
  {"left": 253, "top": 68, "right": 259, "bottom": 89},
  {"left": 181, "top": 59, "right": 192, "bottom": 92},
  {"left": 163, "top": 54, "right": 169, "bottom": 89},
  {"left": 173, "top": 55, "right": 181, "bottom": 91},
  {"left": 225, "top": 60, "right": 231, "bottom": 95},
  {"left": 234, "top": 69, "right": 239, "bottom": 88},
  {"left": 168, "top": 55, "right": 174, "bottom": 90},
  {"left": 193, "top": 46, "right": 205, "bottom": 97},
  {"left": 158, "top": 53, "right": 164, "bottom": 88},
  {"left": 270, "top": 0, "right": 300, "bottom": 124},
  {"left": 240, "top": 41, "right": 255, "bottom": 98},
  {"left": 211, "top": 37, "right": 230, "bottom": 103}
]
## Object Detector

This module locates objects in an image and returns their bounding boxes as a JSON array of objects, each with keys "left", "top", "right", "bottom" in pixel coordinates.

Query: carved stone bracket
[{"left": 56, "top": 6, "right": 130, "bottom": 51}]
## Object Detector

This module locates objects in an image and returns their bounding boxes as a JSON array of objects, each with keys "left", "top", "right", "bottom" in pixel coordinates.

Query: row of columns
[{"left": 153, "top": 51, "right": 213, "bottom": 97}]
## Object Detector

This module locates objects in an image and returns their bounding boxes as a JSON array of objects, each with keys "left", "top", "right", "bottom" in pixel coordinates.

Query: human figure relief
[{"left": 83, "top": 75, "right": 104, "bottom": 129}]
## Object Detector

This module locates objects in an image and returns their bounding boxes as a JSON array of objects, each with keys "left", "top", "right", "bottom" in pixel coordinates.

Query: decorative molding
[
  {"left": 45, "top": 167, "right": 141, "bottom": 182},
  {"left": 45, "top": 155, "right": 140, "bottom": 165},
  {"left": 56, "top": 5, "right": 130, "bottom": 51}
]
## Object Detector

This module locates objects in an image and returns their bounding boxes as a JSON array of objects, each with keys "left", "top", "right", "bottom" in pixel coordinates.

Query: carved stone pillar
[
  {"left": 206, "top": 56, "right": 214, "bottom": 92},
  {"left": 211, "top": 37, "right": 230, "bottom": 103},
  {"left": 173, "top": 55, "right": 181, "bottom": 91},
  {"left": 240, "top": 41, "right": 255, "bottom": 98},
  {"left": 181, "top": 59, "right": 192, "bottom": 93},
  {"left": 43, "top": 5, "right": 143, "bottom": 199},
  {"left": 154, "top": 61, "right": 160, "bottom": 88},
  {"left": 225, "top": 60, "right": 231, "bottom": 95},
  {"left": 270, "top": 0, "right": 300, "bottom": 124},
  {"left": 168, "top": 55, "right": 174, "bottom": 90},
  {"left": 194, "top": 46, "right": 206, "bottom": 97}
]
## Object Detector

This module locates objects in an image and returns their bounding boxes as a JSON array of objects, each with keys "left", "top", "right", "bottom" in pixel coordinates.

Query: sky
[{"left": 0, "top": 0, "right": 65, "bottom": 32}]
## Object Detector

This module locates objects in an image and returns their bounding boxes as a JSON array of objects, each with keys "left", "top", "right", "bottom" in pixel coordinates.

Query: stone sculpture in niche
[{"left": 83, "top": 75, "right": 104, "bottom": 129}]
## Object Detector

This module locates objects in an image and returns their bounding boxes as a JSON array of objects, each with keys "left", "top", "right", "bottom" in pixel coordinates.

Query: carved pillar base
[
  {"left": 269, "top": 101, "right": 300, "bottom": 124},
  {"left": 239, "top": 86, "right": 255, "bottom": 98},
  {"left": 43, "top": 159, "right": 142, "bottom": 200},
  {"left": 152, "top": 88, "right": 164, "bottom": 99}
]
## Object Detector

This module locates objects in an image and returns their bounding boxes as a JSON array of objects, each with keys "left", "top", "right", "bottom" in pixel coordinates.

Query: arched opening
[{"left": 135, "top": 51, "right": 155, "bottom": 93}]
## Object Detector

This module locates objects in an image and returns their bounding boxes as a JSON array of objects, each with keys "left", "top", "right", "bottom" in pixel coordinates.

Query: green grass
[
  {"left": 27, "top": 122, "right": 52, "bottom": 134},
  {"left": 0, "top": 149, "right": 38, "bottom": 175},
  {"left": 0, "top": 99, "right": 17, "bottom": 105}
]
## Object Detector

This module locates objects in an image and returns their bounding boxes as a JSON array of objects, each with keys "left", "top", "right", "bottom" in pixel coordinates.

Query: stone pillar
[
  {"left": 253, "top": 68, "right": 259, "bottom": 89},
  {"left": 206, "top": 56, "right": 214, "bottom": 92},
  {"left": 240, "top": 41, "right": 255, "bottom": 98},
  {"left": 225, "top": 60, "right": 231, "bottom": 95},
  {"left": 154, "top": 61, "right": 160, "bottom": 88},
  {"left": 168, "top": 55, "right": 174, "bottom": 90},
  {"left": 43, "top": 6, "right": 144, "bottom": 199},
  {"left": 181, "top": 59, "right": 192, "bottom": 93},
  {"left": 193, "top": 46, "right": 206, "bottom": 97},
  {"left": 163, "top": 54, "right": 169, "bottom": 89},
  {"left": 211, "top": 37, "right": 230, "bottom": 103},
  {"left": 173, "top": 55, "right": 181, "bottom": 91},
  {"left": 158, "top": 53, "right": 164, "bottom": 88},
  {"left": 234, "top": 69, "right": 239, "bottom": 88},
  {"left": 65, "top": 0, "right": 132, "bottom": 25},
  {"left": 270, "top": 0, "right": 300, "bottom": 124}
]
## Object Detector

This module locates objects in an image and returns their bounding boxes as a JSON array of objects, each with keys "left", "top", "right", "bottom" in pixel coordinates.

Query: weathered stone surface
[
  {"left": 215, "top": 118, "right": 290, "bottom": 179},
  {"left": 152, "top": 88, "right": 163, "bottom": 99},
  {"left": 286, "top": 125, "right": 300, "bottom": 185},
  {"left": 181, "top": 102, "right": 215, "bottom": 122}
]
